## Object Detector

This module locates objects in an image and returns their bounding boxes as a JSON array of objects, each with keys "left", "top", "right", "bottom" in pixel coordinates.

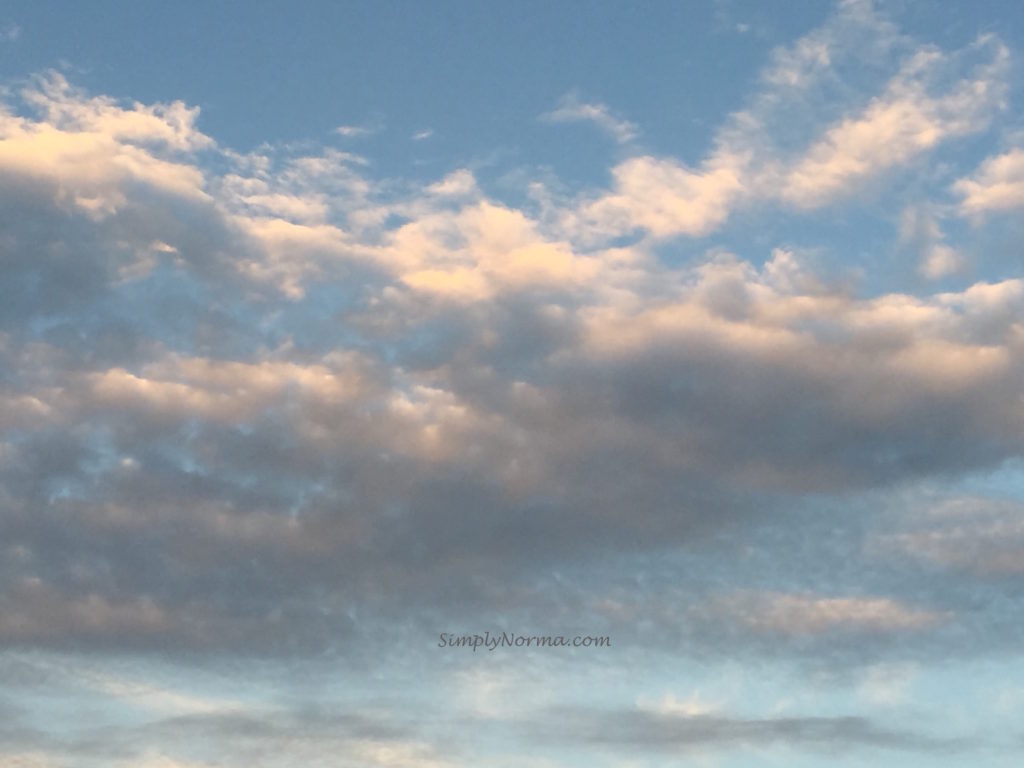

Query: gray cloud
[
  {"left": 0, "top": 702, "right": 462, "bottom": 768},
  {"left": 0, "top": 7, "right": 1022, "bottom": 684},
  {"left": 528, "top": 706, "right": 975, "bottom": 755}
]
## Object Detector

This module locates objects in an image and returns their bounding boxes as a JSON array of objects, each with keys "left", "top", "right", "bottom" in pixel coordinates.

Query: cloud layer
[{"left": 2, "top": 1, "right": 1024, "bottom": 765}]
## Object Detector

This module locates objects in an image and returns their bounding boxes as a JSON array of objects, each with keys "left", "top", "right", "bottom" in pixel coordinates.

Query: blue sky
[{"left": 2, "top": 1, "right": 1024, "bottom": 766}]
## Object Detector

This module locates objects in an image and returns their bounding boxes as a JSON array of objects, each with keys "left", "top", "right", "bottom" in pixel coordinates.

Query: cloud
[
  {"left": 2, "top": 5, "right": 1024, "bottom": 765},
  {"left": 567, "top": 261, "right": 1024, "bottom": 491},
  {"left": 0, "top": 266, "right": 1019, "bottom": 659},
  {"left": 875, "top": 495, "right": 1024, "bottom": 576},
  {"left": 0, "top": 6, "right": 1022, "bottom": 678},
  {"left": 637, "top": 691, "right": 721, "bottom": 718},
  {"left": 0, "top": 703, "right": 461, "bottom": 768},
  {"left": 779, "top": 36, "right": 1008, "bottom": 208},
  {"left": 0, "top": 753, "right": 56, "bottom": 768},
  {"left": 21, "top": 71, "right": 214, "bottom": 153},
  {"left": 567, "top": 153, "right": 744, "bottom": 240},
  {"left": 714, "top": 591, "right": 949, "bottom": 635},
  {"left": 528, "top": 705, "right": 970, "bottom": 754},
  {"left": 380, "top": 197, "right": 601, "bottom": 300},
  {"left": 757, "top": 0, "right": 900, "bottom": 91},
  {"left": 335, "top": 124, "right": 375, "bottom": 138},
  {"left": 557, "top": 4, "right": 1009, "bottom": 244},
  {"left": 954, "top": 148, "right": 1024, "bottom": 215},
  {"left": 0, "top": 75, "right": 211, "bottom": 217},
  {"left": 857, "top": 662, "right": 918, "bottom": 705},
  {"left": 0, "top": 579, "right": 169, "bottom": 645},
  {"left": 540, "top": 91, "right": 639, "bottom": 144},
  {"left": 85, "top": 353, "right": 371, "bottom": 424},
  {"left": 900, "top": 205, "right": 965, "bottom": 279}
]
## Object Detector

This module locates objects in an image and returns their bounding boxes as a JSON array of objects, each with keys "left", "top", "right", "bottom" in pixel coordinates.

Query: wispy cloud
[
  {"left": 716, "top": 591, "right": 950, "bottom": 635},
  {"left": 876, "top": 495, "right": 1024, "bottom": 576},
  {"left": 540, "top": 91, "right": 639, "bottom": 144},
  {"left": 900, "top": 205, "right": 964, "bottom": 279},
  {"left": 778, "top": 36, "right": 1009, "bottom": 208},
  {"left": 335, "top": 123, "right": 378, "bottom": 138},
  {"left": 528, "top": 705, "right": 972, "bottom": 754}
]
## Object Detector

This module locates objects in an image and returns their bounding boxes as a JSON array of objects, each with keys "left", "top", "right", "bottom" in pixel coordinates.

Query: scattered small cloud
[
  {"left": 335, "top": 122, "right": 379, "bottom": 139},
  {"left": 900, "top": 205, "right": 965, "bottom": 279},
  {"left": 540, "top": 91, "right": 639, "bottom": 145}
]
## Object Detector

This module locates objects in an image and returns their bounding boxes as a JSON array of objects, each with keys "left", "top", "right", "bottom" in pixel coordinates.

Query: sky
[{"left": 1, "top": 0, "right": 1024, "bottom": 765}]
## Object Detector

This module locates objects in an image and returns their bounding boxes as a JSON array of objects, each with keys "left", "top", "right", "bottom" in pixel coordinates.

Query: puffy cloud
[
  {"left": 569, "top": 153, "right": 744, "bottom": 240},
  {"left": 382, "top": 199, "right": 601, "bottom": 300},
  {"left": 3, "top": 5, "right": 1024, "bottom": 766},
  {"left": 85, "top": 353, "right": 371, "bottom": 424},
  {"left": 0, "top": 73, "right": 213, "bottom": 218},
  {"left": 567, "top": 260, "right": 1024, "bottom": 490},
  {"left": 0, "top": 3, "right": 1021, "bottom": 680},
  {"left": 954, "top": 147, "right": 1024, "bottom": 215}
]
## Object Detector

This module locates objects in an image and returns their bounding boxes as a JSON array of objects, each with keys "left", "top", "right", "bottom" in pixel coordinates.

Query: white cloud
[
  {"left": 540, "top": 91, "right": 638, "bottom": 144},
  {"left": 335, "top": 124, "right": 374, "bottom": 138},
  {"left": 85, "top": 354, "right": 370, "bottom": 424},
  {"left": 920, "top": 244, "right": 964, "bottom": 279},
  {"left": 568, "top": 152, "right": 745, "bottom": 241},
  {"left": 954, "top": 147, "right": 1024, "bottom": 215},
  {"left": 0, "top": 72, "right": 211, "bottom": 218},
  {"left": 780, "top": 38, "right": 1009, "bottom": 208},
  {"left": 637, "top": 691, "right": 722, "bottom": 717},
  {"left": 900, "top": 206, "right": 964, "bottom": 279},
  {"left": 554, "top": 7, "right": 1008, "bottom": 244},
  {"left": 381, "top": 199, "right": 601, "bottom": 300},
  {"left": 22, "top": 71, "right": 213, "bottom": 152}
]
